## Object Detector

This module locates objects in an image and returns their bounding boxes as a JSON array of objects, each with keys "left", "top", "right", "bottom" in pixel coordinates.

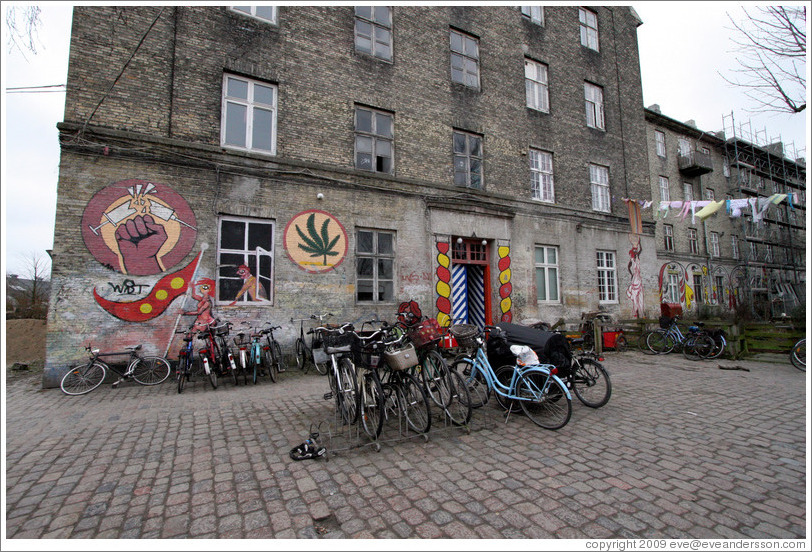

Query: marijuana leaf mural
[
  {"left": 296, "top": 213, "right": 341, "bottom": 265},
  {"left": 284, "top": 210, "right": 348, "bottom": 273}
]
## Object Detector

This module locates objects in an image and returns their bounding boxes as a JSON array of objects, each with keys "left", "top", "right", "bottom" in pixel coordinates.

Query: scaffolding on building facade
[{"left": 720, "top": 112, "right": 806, "bottom": 320}]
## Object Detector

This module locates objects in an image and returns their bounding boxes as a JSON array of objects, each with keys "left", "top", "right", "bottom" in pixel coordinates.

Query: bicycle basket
[
  {"left": 449, "top": 324, "right": 480, "bottom": 349},
  {"left": 352, "top": 338, "right": 384, "bottom": 368},
  {"left": 383, "top": 343, "right": 419, "bottom": 371},
  {"left": 408, "top": 318, "right": 443, "bottom": 350},
  {"left": 322, "top": 332, "right": 353, "bottom": 354}
]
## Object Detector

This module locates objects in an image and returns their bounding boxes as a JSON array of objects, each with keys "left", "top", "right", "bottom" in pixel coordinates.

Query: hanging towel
[
  {"left": 696, "top": 200, "right": 726, "bottom": 221},
  {"left": 728, "top": 198, "right": 750, "bottom": 218},
  {"left": 770, "top": 193, "right": 788, "bottom": 205}
]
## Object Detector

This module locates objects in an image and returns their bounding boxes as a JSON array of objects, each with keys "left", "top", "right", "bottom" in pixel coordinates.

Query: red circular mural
[{"left": 81, "top": 179, "right": 197, "bottom": 275}]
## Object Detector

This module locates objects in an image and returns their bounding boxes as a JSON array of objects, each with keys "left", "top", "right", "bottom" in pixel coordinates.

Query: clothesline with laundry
[{"left": 621, "top": 193, "right": 802, "bottom": 226}]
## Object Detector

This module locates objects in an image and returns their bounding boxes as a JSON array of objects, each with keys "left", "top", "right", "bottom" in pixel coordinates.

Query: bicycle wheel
[
  {"left": 419, "top": 350, "right": 453, "bottom": 409},
  {"left": 638, "top": 331, "right": 657, "bottom": 355},
  {"left": 61, "top": 361, "right": 107, "bottom": 395},
  {"left": 571, "top": 358, "right": 612, "bottom": 408},
  {"left": 262, "top": 347, "right": 276, "bottom": 383},
  {"left": 647, "top": 330, "right": 673, "bottom": 354},
  {"left": 295, "top": 338, "right": 309, "bottom": 373},
  {"left": 706, "top": 336, "right": 726, "bottom": 360},
  {"left": 791, "top": 339, "right": 806, "bottom": 371},
  {"left": 518, "top": 371, "right": 572, "bottom": 430},
  {"left": 451, "top": 356, "right": 490, "bottom": 408},
  {"left": 177, "top": 359, "right": 188, "bottom": 394},
  {"left": 444, "top": 369, "right": 473, "bottom": 426},
  {"left": 131, "top": 356, "right": 171, "bottom": 385},
  {"left": 198, "top": 355, "right": 217, "bottom": 389},
  {"left": 223, "top": 348, "right": 238, "bottom": 386},
  {"left": 272, "top": 341, "right": 285, "bottom": 376},
  {"left": 615, "top": 335, "right": 628, "bottom": 352},
  {"left": 395, "top": 371, "right": 432, "bottom": 434},
  {"left": 683, "top": 335, "right": 714, "bottom": 361},
  {"left": 494, "top": 365, "right": 521, "bottom": 413},
  {"left": 360, "top": 370, "right": 385, "bottom": 439},
  {"left": 337, "top": 357, "right": 359, "bottom": 425}
]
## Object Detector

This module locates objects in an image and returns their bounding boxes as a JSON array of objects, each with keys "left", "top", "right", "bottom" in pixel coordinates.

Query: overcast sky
[{"left": 1, "top": 2, "right": 809, "bottom": 277}]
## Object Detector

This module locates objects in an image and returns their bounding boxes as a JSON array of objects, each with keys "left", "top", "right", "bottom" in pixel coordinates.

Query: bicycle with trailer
[{"left": 60, "top": 344, "right": 171, "bottom": 395}]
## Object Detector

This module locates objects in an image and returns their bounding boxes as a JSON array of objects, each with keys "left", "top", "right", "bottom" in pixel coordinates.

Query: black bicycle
[
  {"left": 562, "top": 337, "right": 612, "bottom": 408},
  {"left": 61, "top": 344, "right": 171, "bottom": 395},
  {"left": 292, "top": 312, "right": 332, "bottom": 375}
]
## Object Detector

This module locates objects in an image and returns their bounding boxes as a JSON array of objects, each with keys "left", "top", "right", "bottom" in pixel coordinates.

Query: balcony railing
[{"left": 678, "top": 150, "right": 714, "bottom": 176}]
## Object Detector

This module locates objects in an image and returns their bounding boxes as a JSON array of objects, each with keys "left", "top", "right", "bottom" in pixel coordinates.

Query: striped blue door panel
[
  {"left": 451, "top": 264, "right": 468, "bottom": 324},
  {"left": 468, "top": 265, "right": 486, "bottom": 329}
]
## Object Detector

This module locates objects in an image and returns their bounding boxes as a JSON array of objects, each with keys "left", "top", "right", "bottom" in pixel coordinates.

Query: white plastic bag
[{"left": 509, "top": 345, "right": 539, "bottom": 366}]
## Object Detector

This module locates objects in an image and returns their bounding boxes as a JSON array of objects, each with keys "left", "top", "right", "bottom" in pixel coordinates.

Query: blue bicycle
[
  {"left": 646, "top": 316, "right": 715, "bottom": 360},
  {"left": 449, "top": 324, "right": 572, "bottom": 430}
]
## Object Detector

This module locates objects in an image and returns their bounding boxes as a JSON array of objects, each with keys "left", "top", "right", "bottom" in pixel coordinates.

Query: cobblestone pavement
[{"left": 4, "top": 351, "right": 807, "bottom": 540}]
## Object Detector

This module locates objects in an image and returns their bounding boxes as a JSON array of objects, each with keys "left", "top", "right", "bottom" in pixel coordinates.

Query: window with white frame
[
  {"left": 664, "top": 224, "right": 674, "bottom": 251},
  {"left": 693, "top": 274, "right": 703, "bottom": 303},
  {"left": 715, "top": 275, "right": 725, "bottom": 304},
  {"left": 678, "top": 137, "right": 691, "bottom": 157},
  {"left": 659, "top": 176, "right": 670, "bottom": 202},
  {"left": 579, "top": 8, "right": 599, "bottom": 51},
  {"left": 221, "top": 74, "right": 277, "bottom": 153},
  {"left": 354, "top": 6, "right": 392, "bottom": 61},
  {"left": 710, "top": 232, "right": 720, "bottom": 257},
  {"left": 665, "top": 272, "right": 680, "bottom": 303},
  {"left": 688, "top": 228, "right": 698, "bottom": 254},
  {"left": 683, "top": 182, "right": 693, "bottom": 202},
  {"left": 525, "top": 59, "right": 549, "bottom": 112},
  {"left": 732, "top": 235, "right": 739, "bottom": 259},
  {"left": 655, "top": 130, "right": 666, "bottom": 158},
  {"left": 535, "top": 246, "right": 559, "bottom": 303},
  {"left": 217, "top": 216, "right": 274, "bottom": 305},
  {"left": 230, "top": 6, "right": 277, "bottom": 24},
  {"left": 356, "top": 229, "right": 395, "bottom": 303},
  {"left": 453, "top": 130, "right": 483, "bottom": 189},
  {"left": 596, "top": 251, "right": 617, "bottom": 303},
  {"left": 584, "top": 82, "right": 605, "bottom": 130},
  {"left": 450, "top": 29, "right": 480, "bottom": 88},
  {"left": 705, "top": 188, "right": 715, "bottom": 200},
  {"left": 521, "top": 6, "right": 544, "bottom": 25},
  {"left": 355, "top": 106, "right": 393, "bottom": 174},
  {"left": 529, "top": 149, "right": 554, "bottom": 202},
  {"left": 590, "top": 163, "right": 610, "bottom": 212}
]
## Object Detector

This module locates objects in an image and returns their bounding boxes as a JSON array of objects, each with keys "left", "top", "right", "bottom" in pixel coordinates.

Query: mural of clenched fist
[{"left": 81, "top": 179, "right": 197, "bottom": 275}]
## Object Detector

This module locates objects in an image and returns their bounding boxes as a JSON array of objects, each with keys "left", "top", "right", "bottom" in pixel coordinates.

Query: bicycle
[
  {"left": 400, "top": 314, "right": 472, "bottom": 426},
  {"left": 175, "top": 325, "right": 203, "bottom": 394},
  {"left": 646, "top": 316, "right": 715, "bottom": 360},
  {"left": 790, "top": 338, "right": 806, "bottom": 372},
  {"left": 240, "top": 322, "right": 272, "bottom": 385},
  {"left": 292, "top": 313, "right": 332, "bottom": 375},
  {"left": 195, "top": 327, "right": 220, "bottom": 389},
  {"left": 213, "top": 321, "right": 239, "bottom": 386},
  {"left": 561, "top": 337, "right": 612, "bottom": 408},
  {"left": 60, "top": 344, "right": 171, "bottom": 395},
  {"left": 449, "top": 324, "right": 572, "bottom": 430},
  {"left": 316, "top": 322, "right": 360, "bottom": 426},
  {"left": 232, "top": 328, "right": 252, "bottom": 385},
  {"left": 260, "top": 323, "right": 286, "bottom": 380}
]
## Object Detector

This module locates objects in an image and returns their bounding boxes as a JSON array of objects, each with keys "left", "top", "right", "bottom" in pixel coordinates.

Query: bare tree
[
  {"left": 723, "top": 6, "right": 806, "bottom": 114},
  {"left": 5, "top": 4, "right": 42, "bottom": 60},
  {"left": 6, "top": 251, "right": 51, "bottom": 319}
]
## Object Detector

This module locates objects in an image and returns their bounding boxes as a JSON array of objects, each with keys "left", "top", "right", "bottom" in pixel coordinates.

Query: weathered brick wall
[{"left": 46, "top": 6, "right": 654, "bottom": 387}]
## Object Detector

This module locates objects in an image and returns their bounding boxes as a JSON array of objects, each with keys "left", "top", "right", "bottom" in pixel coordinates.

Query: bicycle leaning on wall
[{"left": 60, "top": 344, "right": 171, "bottom": 396}]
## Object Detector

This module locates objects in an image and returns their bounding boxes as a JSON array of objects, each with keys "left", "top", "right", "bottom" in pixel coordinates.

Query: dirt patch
[{"left": 5, "top": 318, "right": 46, "bottom": 367}]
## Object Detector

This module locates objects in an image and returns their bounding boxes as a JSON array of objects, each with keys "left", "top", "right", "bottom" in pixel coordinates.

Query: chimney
[
  {"left": 686, "top": 119, "right": 697, "bottom": 128},
  {"left": 647, "top": 104, "right": 661, "bottom": 113}
]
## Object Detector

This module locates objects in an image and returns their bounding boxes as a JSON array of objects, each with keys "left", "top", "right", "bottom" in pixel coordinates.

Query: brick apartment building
[
  {"left": 645, "top": 106, "right": 806, "bottom": 320},
  {"left": 45, "top": 5, "right": 658, "bottom": 386}
]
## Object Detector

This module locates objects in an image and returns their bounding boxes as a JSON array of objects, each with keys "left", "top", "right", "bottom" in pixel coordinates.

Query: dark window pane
[
  {"left": 374, "top": 7, "right": 390, "bottom": 26},
  {"left": 357, "top": 231, "right": 374, "bottom": 253},
  {"left": 357, "top": 280, "right": 373, "bottom": 301},
  {"left": 220, "top": 220, "right": 246, "bottom": 249},
  {"left": 355, "top": 6, "right": 371, "bottom": 19},
  {"left": 453, "top": 133, "right": 466, "bottom": 153},
  {"left": 470, "top": 137, "right": 481, "bottom": 157},
  {"left": 376, "top": 113, "right": 392, "bottom": 138},
  {"left": 376, "top": 155, "right": 391, "bottom": 173},
  {"left": 378, "top": 259, "right": 393, "bottom": 279},
  {"left": 378, "top": 233, "right": 393, "bottom": 254},
  {"left": 219, "top": 253, "right": 246, "bottom": 276},
  {"left": 357, "top": 257, "right": 374, "bottom": 277},
  {"left": 357, "top": 153, "right": 373, "bottom": 170},
  {"left": 378, "top": 281, "right": 393, "bottom": 301},
  {"left": 248, "top": 223, "right": 273, "bottom": 250},
  {"left": 218, "top": 278, "right": 242, "bottom": 302},
  {"left": 356, "top": 109, "right": 372, "bottom": 132}
]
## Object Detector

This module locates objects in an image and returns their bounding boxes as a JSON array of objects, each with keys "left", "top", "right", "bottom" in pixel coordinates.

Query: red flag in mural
[{"left": 94, "top": 253, "right": 202, "bottom": 322}]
